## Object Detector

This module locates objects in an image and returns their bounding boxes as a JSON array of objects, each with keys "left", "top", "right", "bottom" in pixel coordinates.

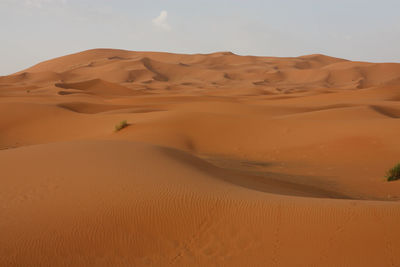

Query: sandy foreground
[{"left": 1, "top": 49, "right": 400, "bottom": 266}]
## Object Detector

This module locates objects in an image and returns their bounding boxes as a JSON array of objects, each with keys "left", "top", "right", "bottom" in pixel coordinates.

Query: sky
[{"left": 1, "top": 0, "right": 400, "bottom": 75}]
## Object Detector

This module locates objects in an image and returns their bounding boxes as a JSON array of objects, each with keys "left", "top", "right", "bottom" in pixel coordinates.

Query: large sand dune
[{"left": 1, "top": 49, "right": 400, "bottom": 266}]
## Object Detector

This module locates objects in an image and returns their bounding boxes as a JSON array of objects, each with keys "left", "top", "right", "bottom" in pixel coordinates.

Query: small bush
[
  {"left": 115, "top": 120, "right": 128, "bottom": 132},
  {"left": 386, "top": 163, "right": 400, "bottom": 182}
]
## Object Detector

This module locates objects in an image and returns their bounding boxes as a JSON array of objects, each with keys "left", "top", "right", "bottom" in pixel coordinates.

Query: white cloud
[
  {"left": 24, "top": 0, "right": 66, "bottom": 8},
  {"left": 344, "top": 35, "right": 353, "bottom": 40},
  {"left": 152, "top": 10, "right": 171, "bottom": 31}
]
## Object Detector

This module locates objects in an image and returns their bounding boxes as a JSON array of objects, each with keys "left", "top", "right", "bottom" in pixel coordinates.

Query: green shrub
[
  {"left": 115, "top": 120, "right": 128, "bottom": 132},
  {"left": 386, "top": 163, "right": 400, "bottom": 182}
]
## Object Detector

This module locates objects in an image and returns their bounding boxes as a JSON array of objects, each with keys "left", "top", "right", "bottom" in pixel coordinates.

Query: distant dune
[{"left": 1, "top": 49, "right": 400, "bottom": 266}]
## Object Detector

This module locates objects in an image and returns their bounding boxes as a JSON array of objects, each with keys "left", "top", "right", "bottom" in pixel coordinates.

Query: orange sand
[{"left": 1, "top": 49, "right": 400, "bottom": 266}]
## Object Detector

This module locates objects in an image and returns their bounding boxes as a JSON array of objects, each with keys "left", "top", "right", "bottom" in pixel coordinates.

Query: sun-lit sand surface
[{"left": 1, "top": 49, "right": 400, "bottom": 266}]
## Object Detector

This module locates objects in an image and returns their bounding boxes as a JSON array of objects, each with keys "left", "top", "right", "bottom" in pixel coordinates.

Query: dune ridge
[{"left": 1, "top": 49, "right": 400, "bottom": 266}]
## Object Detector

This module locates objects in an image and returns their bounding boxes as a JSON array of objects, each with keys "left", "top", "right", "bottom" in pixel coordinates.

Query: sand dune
[
  {"left": 55, "top": 79, "right": 139, "bottom": 96},
  {"left": 1, "top": 49, "right": 400, "bottom": 266}
]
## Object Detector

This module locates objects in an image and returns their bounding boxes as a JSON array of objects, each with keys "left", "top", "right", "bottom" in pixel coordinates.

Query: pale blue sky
[{"left": 1, "top": 0, "right": 400, "bottom": 74}]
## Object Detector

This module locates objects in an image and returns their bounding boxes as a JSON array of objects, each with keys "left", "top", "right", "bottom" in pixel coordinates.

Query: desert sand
[{"left": 1, "top": 49, "right": 400, "bottom": 266}]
